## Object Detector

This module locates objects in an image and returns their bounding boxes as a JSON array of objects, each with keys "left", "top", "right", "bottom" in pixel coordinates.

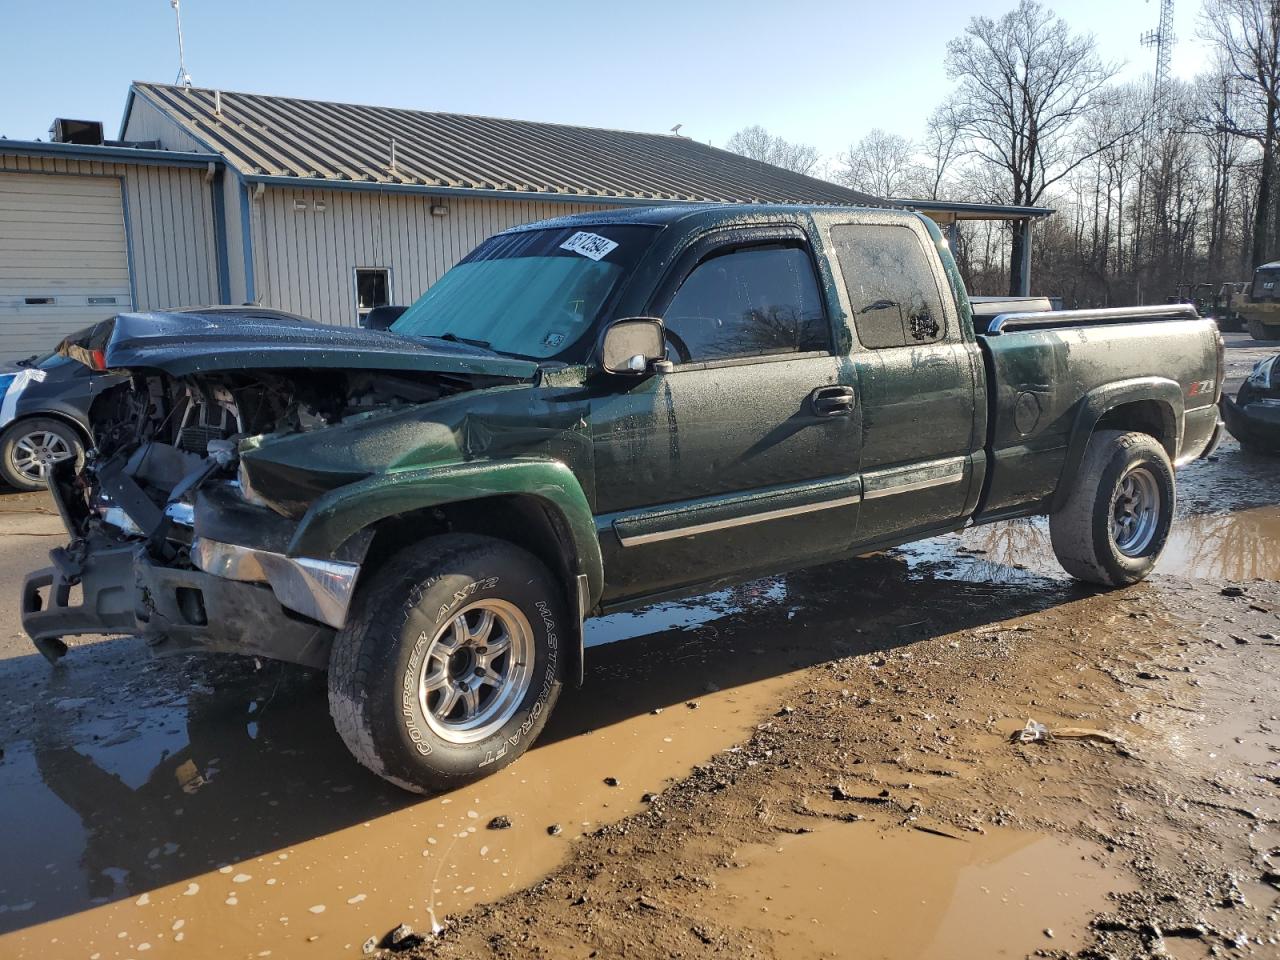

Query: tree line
[{"left": 725, "top": 0, "right": 1280, "bottom": 303}]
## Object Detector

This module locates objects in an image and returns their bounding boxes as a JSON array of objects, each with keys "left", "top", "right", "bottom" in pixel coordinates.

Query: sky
[{"left": 0, "top": 0, "right": 1214, "bottom": 162}]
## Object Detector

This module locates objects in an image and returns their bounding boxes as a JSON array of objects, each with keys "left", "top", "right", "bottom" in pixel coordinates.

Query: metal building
[{"left": 0, "top": 81, "right": 1049, "bottom": 361}]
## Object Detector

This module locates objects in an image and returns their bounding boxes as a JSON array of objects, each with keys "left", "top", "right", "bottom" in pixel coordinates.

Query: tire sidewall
[
  {"left": 0, "top": 418, "right": 84, "bottom": 491},
  {"left": 1089, "top": 437, "right": 1175, "bottom": 584},
  {"left": 360, "top": 542, "right": 564, "bottom": 788}
]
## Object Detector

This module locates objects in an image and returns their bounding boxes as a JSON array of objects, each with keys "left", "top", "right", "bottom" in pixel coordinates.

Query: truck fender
[
  {"left": 286, "top": 457, "right": 605, "bottom": 612},
  {"left": 1050, "top": 377, "right": 1183, "bottom": 514}
]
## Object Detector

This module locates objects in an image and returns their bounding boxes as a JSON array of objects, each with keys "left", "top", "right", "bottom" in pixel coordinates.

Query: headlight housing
[{"left": 1248, "top": 356, "right": 1277, "bottom": 391}]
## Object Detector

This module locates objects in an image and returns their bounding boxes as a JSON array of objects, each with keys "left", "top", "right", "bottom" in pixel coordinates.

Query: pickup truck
[{"left": 21, "top": 204, "right": 1224, "bottom": 793}]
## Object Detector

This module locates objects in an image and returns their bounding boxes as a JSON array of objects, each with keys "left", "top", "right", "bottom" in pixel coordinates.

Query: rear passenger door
[
  {"left": 825, "top": 219, "right": 981, "bottom": 546},
  {"left": 590, "top": 228, "right": 862, "bottom": 604}
]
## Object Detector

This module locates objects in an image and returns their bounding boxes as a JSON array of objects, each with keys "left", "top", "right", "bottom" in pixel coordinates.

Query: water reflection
[{"left": 899, "top": 506, "right": 1280, "bottom": 583}]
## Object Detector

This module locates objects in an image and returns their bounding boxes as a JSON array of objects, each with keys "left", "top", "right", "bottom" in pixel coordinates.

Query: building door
[{"left": 0, "top": 172, "right": 133, "bottom": 360}]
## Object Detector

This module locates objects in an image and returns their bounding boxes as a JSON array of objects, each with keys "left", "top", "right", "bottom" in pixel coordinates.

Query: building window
[{"left": 355, "top": 268, "right": 391, "bottom": 325}]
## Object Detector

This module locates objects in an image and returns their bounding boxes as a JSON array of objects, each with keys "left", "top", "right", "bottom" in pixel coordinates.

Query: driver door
[{"left": 590, "top": 227, "right": 862, "bottom": 605}]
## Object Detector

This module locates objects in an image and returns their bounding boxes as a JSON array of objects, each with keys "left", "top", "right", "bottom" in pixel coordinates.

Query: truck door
[
  {"left": 824, "top": 219, "right": 981, "bottom": 547},
  {"left": 590, "top": 227, "right": 862, "bottom": 605}
]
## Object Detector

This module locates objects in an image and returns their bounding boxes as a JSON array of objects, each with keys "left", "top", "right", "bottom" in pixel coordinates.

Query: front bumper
[{"left": 22, "top": 543, "right": 336, "bottom": 669}]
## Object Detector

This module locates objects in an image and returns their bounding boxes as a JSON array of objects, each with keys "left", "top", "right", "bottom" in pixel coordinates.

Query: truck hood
[{"left": 57, "top": 309, "right": 540, "bottom": 380}]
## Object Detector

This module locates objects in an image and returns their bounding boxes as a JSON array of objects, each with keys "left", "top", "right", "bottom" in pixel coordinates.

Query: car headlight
[{"left": 1248, "top": 356, "right": 1276, "bottom": 391}]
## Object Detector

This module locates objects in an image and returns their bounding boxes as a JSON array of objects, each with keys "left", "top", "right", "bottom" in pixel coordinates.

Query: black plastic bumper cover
[
  {"left": 1221, "top": 395, "right": 1280, "bottom": 451},
  {"left": 22, "top": 545, "right": 334, "bottom": 669}
]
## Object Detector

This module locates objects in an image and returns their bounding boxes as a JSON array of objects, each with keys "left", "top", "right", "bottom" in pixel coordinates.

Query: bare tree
[
  {"left": 919, "top": 105, "right": 963, "bottom": 201},
  {"left": 1201, "top": 0, "right": 1280, "bottom": 266},
  {"left": 944, "top": 0, "right": 1121, "bottom": 294},
  {"left": 835, "top": 129, "right": 921, "bottom": 197},
  {"left": 723, "top": 125, "right": 821, "bottom": 176}
]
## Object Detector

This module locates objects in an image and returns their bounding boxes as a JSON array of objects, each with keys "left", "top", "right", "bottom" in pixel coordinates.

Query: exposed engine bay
[{"left": 85, "top": 365, "right": 481, "bottom": 538}]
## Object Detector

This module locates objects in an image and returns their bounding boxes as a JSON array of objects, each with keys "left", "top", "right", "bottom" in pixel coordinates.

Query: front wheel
[
  {"left": 1049, "top": 430, "right": 1175, "bottom": 587},
  {"left": 0, "top": 417, "right": 85, "bottom": 492},
  {"left": 328, "top": 534, "right": 565, "bottom": 793}
]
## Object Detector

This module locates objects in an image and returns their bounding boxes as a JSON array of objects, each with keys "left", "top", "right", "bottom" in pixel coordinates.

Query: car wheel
[
  {"left": 1049, "top": 430, "right": 1175, "bottom": 587},
  {"left": 328, "top": 534, "right": 565, "bottom": 793},
  {"left": 0, "top": 417, "right": 85, "bottom": 492},
  {"left": 1248, "top": 319, "right": 1274, "bottom": 341}
]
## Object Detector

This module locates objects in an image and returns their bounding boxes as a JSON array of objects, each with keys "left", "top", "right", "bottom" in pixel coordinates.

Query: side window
[
  {"left": 662, "top": 244, "right": 829, "bottom": 363},
  {"left": 830, "top": 224, "right": 946, "bottom": 349}
]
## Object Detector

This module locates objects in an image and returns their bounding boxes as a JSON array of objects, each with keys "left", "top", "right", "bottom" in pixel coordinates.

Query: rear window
[{"left": 829, "top": 224, "right": 947, "bottom": 349}]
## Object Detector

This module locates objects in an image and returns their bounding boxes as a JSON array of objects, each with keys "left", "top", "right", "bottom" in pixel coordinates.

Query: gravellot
[{"left": 0, "top": 333, "right": 1277, "bottom": 960}]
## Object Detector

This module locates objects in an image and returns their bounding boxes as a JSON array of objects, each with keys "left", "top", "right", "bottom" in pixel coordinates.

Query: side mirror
[
  {"left": 600, "top": 318, "right": 668, "bottom": 376},
  {"left": 362, "top": 305, "right": 407, "bottom": 331}
]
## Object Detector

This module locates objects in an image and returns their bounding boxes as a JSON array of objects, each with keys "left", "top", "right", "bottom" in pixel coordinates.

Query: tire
[
  {"left": 328, "top": 534, "right": 566, "bottom": 793},
  {"left": 1049, "top": 430, "right": 1176, "bottom": 587},
  {"left": 1248, "top": 319, "right": 1274, "bottom": 341},
  {"left": 0, "top": 417, "right": 85, "bottom": 492}
]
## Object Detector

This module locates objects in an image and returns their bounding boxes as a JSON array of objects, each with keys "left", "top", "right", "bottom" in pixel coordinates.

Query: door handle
[{"left": 810, "top": 385, "right": 855, "bottom": 417}]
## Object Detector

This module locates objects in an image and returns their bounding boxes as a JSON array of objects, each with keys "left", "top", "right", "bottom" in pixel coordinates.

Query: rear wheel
[
  {"left": 328, "top": 534, "right": 565, "bottom": 793},
  {"left": 1248, "top": 318, "right": 1276, "bottom": 341},
  {"left": 1049, "top": 430, "right": 1175, "bottom": 587},
  {"left": 0, "top": 417, "right": 84, "bottom": 492}
]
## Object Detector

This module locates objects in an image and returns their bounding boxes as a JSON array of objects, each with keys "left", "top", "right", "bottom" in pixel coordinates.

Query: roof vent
[{"left": 49, "top": 118, "right": 104, "bottom": 145}]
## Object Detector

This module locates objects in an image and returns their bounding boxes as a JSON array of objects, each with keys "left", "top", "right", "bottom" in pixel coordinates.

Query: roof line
[
  {"left": 241, "top": 173, "right": 710, "bottom": 206},
  {"left": 132, "top": 80, "right": 698, "bottom": 144},
  {"left": 0, "top": 139, "right": 221, "bottom": 168}
]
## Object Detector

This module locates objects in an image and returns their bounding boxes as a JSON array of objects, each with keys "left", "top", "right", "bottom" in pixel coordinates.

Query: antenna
[
  {"left": 1140, "top": 0, "right": 1174, "bottom": 108},
  {"left": 171, "top": 0, "right": 193, "bottom": 87}
]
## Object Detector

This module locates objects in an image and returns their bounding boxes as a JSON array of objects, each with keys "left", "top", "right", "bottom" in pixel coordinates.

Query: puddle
[
  {"left": 717, "top": 822, "right": 1132, "bottom": 959},
  {"left": 0, "top": 660, "right": 795, "bottom": 958},
  {"left": 899, "top": 506, "right": 1280, "bottom": 583}
]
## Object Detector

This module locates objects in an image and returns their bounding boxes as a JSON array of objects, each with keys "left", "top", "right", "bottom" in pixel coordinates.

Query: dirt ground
[{"left": 0, "top": 333, "right": 1278, "bottom": 960}]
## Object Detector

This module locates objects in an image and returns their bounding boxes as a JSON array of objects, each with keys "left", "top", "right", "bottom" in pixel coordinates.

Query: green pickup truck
[{"left": 23, "top": 204, "right": 1223, "bottom": 792}]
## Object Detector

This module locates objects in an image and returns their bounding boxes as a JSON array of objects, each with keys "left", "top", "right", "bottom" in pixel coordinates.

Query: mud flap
[{"left": 572, "top": 573, "right": 589, "bottom": 687}]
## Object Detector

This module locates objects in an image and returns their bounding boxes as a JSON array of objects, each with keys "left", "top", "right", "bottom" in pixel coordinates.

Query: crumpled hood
[{"left": 57, "top": 309, "right": 540, "bottom": 380}]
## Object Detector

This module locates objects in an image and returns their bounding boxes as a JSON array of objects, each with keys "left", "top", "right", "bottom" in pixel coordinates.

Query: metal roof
[{"left": 126, "top": 82, "right": 887, "bottom": 207}]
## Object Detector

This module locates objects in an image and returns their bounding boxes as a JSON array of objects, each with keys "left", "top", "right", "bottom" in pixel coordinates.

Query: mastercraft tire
[
  {"left": 1049, "top": 430, "right": 1175, "bottom": 587},
  {"left": 328, "top": 534, "right": 566, "bottom": 793},
  {"left": 0, "top": 417, "right": 85, "bottom": 492}
]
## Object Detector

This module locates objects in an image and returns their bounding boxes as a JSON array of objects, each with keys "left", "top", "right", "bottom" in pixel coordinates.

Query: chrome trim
[
  {"left": 862, "top": 457, "right": 966, "bottom": 500},
  {"left": 191, "top": 537, "right": 359, "bottom": 629},
  {"left": 988, "top": 304, "right": 1198, "bottom": 335},
  {"left": 616, "top": 493, "right": 863, "bottom": 547}
]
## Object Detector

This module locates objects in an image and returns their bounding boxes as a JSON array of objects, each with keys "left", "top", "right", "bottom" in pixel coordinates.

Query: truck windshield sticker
[{"left": 559, "top": 232, "right": 619, "bottom": 261}]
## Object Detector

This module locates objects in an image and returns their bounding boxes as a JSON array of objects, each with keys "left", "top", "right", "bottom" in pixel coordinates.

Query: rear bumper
[
  {"left": 1221, "top": 395, "right": 1280, "bottom": 451},
  {"left": 21, "top": 544, "right": 335, "bottom": 669}
]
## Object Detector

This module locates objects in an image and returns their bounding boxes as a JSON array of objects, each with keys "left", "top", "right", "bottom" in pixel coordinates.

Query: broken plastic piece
[{"left": 1015, "top": 719, "right": 1049, "bottom": 743}]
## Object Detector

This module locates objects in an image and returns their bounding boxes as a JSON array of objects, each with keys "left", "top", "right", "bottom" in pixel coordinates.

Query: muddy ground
[{"left": 0, "top": 332, "right": 1277, "bottom": 959}]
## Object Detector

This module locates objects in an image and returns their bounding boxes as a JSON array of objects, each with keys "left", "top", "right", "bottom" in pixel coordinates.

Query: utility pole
[{"left": 172, "top": 0, "right": 193, "bottom": 87}]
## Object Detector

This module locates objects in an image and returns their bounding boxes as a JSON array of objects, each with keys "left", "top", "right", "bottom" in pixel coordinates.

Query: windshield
[{"left": 391, "top": 224, "right": 657, "bottom": 359}]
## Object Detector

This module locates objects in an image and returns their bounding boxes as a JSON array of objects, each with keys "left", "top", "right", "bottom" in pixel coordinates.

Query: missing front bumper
[{"left": 21, "top": 545, "right": 336, "bottom": 669}]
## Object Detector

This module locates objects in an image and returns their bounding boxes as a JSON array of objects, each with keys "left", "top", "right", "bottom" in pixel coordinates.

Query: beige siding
[
  {"left": 123, "top": 93, "right": 242, "bottom": 303},
  {"left": 252, "top": 187, "right": 617, "bottom": 325},
  {"left": 121, "top": 94, "right": 211, "bottom": 155}
]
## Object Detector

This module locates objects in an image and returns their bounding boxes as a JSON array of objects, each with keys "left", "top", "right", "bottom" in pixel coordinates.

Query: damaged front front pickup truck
[{"left": 23, "top": 205, "right": 1223, "bottom": 793}]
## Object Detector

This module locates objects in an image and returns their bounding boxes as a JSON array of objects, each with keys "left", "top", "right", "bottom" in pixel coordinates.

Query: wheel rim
[
  {"left": 10, "top": 430, "right": 74, "bottom": 483},
  {"left": 417, "top": 599, "right": 535, "bottom": 744},
  {"left": 1110, "top": 465, "right": 1161, "bottom": 557}
]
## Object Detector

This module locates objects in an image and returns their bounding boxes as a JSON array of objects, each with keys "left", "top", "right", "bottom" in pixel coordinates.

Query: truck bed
[{"left": 973, "top": 305, "right": 1222, "bottom": 523}]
